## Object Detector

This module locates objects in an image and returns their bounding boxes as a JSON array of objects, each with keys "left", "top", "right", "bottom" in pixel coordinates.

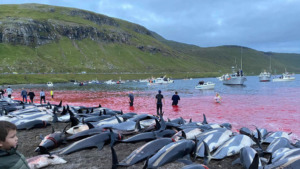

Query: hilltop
[{"left": 0, "top": 3, "right": 299, "bottom": 78}]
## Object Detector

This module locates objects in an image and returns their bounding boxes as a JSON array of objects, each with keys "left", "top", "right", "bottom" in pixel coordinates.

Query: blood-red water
[{"left": 12, "top": 77, "right": 300, "bottom": 140}]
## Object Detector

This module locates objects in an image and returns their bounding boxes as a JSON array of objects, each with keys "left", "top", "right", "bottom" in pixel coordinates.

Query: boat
[
  {"left": 116, "top": 77, "right": 125, "bottom": 84},
  {"left": 147, "top": 76, "right": 174, "bottom": 85},
  {"left": 104, "top": 80, "right": 116, "bottom": 84},
  {"left": 222, "top": 67, "right": 247, "bottom": 85},
  {"left": 139, "top": 79, "right": 149, "bottom": 83},
  {"left": 47, "top": 82, "right": 53, "bottom": 87},
  {"left": 259, "top": 56, "right": 272, "bottom": 82},
  {"left": 223, "top": 47, "right": 246, "bottom": 85},
  {"left": 272, "top": 72, "right": 295, "bottom": 82},
  {"left": 217, "top": 75, "right": 225, "bottom": 81},
  {"left": 259, "top": 70, "right": 271, "bottom": 82},
  {"left": 195, "top": 81, "right": 215, "bottom": 90}
]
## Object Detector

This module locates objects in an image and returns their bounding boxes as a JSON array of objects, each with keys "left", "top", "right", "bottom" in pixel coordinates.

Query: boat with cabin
[
  {"left": 259, "top": 70, "right": 271, "bottom": 82},
  {"left": 222, "top": 66, "right": 246, "bottom": 85},
  {"left": 195, "top": 81, "right": 215, "bottom": 90},
  {"left": 273, "top": 71, "right": 295, "bottom": 82},
  {"left": 47, "top": 82, "right": 53, "bottom": 87},
  {"left": 147, "top": 76, "right": 174, "bottom": 85}
]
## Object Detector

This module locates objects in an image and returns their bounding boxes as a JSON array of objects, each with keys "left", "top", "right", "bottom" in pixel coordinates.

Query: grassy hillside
[{"left": 0, "top": 3, "right": 299, "bottom": 85}]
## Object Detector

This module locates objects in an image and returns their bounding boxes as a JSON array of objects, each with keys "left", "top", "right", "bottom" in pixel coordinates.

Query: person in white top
[
  {"left": 6, "top": 86, "right": 13, "bottom": 98},
  {"left": 40, "top": 89, "right": 46, "bottom": 104}
]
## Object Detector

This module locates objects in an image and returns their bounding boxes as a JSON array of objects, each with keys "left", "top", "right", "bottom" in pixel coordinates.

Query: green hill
[{"left": 0, "top": 3, "right": 299, "bottom": 78}]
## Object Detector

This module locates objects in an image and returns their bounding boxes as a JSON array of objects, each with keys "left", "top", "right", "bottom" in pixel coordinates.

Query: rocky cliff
[{"left": 0, "top": 4, "right": 152, "bottom": 47}]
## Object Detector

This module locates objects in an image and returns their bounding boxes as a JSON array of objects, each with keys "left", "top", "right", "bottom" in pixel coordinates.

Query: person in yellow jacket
[{"left": 50, "top": 90, "right": 54, "bottom": 99}]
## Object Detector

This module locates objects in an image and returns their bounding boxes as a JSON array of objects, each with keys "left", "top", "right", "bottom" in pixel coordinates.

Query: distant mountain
[{"left": 0, "top": 3, "right": 299, "bottom": 75}]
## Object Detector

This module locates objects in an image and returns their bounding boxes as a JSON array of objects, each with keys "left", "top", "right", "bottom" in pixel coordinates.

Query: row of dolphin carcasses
[{"left": 1, "top": 98, "right": 300, "bottom": 169}]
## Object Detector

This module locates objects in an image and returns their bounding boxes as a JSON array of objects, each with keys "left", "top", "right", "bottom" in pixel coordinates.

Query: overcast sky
[{"left": 1, "top": 0, "right": 300, "bottom": 54}]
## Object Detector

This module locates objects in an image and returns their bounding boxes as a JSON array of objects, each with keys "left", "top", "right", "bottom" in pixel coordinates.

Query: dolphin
[
  {"left": 264, "top": 154, "right": 300, "bottom": 169},
  {"left": 56, "top": 131, "right": 122, "bottom": 155},
  {"left": 271, "top": 148, "right": 300, "bottom": 163},
  {"left": 111, "top": 138, "right": 174, "bottom": 167},
  {"left": 35, "top": 125, "right": 69, "bottom": 153},
  {"left": 263, "top": 131, "right": 291, "bottom": 143},
  {"left": 232, "top": 146, "right": 262, "bottom": 169},
  {"left": 144, "top": 139, "right": 196, "bottom": 169},
  {"left": 266, "top": 137, "right": 294, "bottom": 153},
  {"left": 120, "top": 129, "right": 176, "bottom": 143},
  {"left": 204, "top": 134, "right": 254, "bottom": 164},
  {"left": 16, "top": 120, "right": 50, "bottom": 130},
  {"left": 27, "top": 154, "right": 67, "bottom": 169},
  {"left": 196, "top": 129, "right": 232, "bottom": 157}
]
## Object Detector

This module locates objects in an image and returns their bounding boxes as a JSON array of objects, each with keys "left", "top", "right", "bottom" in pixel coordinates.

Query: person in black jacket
[
  {"left": 171, "top": 91, "right": 180, "bottom": 106},
  {"left": 28, "top": 89, "right": 35, "bottom": 104},
  {"left": 155, "top": 90, "right": 165, "bottom": 116}
]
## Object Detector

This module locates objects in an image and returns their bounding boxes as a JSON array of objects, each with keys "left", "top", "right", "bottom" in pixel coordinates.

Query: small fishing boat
[
  {"left": 104, "top": 80, "right": 116, "bottom": 84},
  {"left": 195, "top": 81, "right": 215, "bottom": 90},
  {"left": 273, "top": 72, "right": 295, "bottom": 82},
  {"left": 47, "top": 82, "right": 53, "bottom": 87},
  {"left": 259, "top": 70, "right": 271, "bottom": 82},
  {"left": 147, "top": 76, "right": 174, "bottom": 85}
]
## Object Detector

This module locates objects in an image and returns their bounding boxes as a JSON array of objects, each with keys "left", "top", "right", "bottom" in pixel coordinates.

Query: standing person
[
  {"left": 40, "top": 89, "right": 46, "bottom": 104},
  {"left": 0, "top": 89, "right": 4, "bottom": 99},
  {"left": 20, "top": 88, "right": 28, "bottom": 103},
  {"left": 214, "top": 92, "right": 222, "bottom": 103},
  {"left": 0, "top": 121, "right": 30, "bottom": 169},
  {"left": 6, "top": 86, "right": 13, "bottom": 98},
  {"left": 128, "top": 91, "right": 134, "bottom": 107},
  {"left": 50, "top": 90, "right": 54, "bottom": 99},
  {"left": 155, "top": 90, "right": 165, "bottom": 116},
  {"left": 28, "top": 89, "right": 35, "bottom": 104},
  {"left": 171, "top": 91, "right": 180, "bottom": 106}
]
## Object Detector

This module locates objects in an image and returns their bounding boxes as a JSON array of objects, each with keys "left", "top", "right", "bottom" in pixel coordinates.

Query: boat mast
[
  {"left": 240, "top": 46, "right": 243, "bottom": 70},
  {"left": 269, "top": 55, "right": 272, "bottom": 73}
]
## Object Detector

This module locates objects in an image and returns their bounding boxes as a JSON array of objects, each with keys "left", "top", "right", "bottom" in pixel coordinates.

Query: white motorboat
[
  {"left": 259, "top": 70, "right": 271, "bottom": 82},
  {"left": 195, "top": 81, "right": 215, "bottom": 90},
  {"left": 104, "top": 80, "right": 116, "bottom": 84},
  {"left": 147, "top": 76, "right": 174, "bottom": 85},
  {"left": 273, "top": 72, "right": 295, "bottom": 82},
  {"left": 47, "top": 82, "right": 53, "bottom": 87}
]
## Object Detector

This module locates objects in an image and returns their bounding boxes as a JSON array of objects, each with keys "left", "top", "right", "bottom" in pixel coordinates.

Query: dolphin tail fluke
[
  {"left": 231, "top": 157, "right": 241, "bottom": 166},
  {"left": 154, "top": 118, "right": 161, "bottom": 131},
  {"left": 98, "top": 104, "right": 102, "bottom": 107},
  {"left": 192, "top": 136, "right": 198, "bottom": 161},
  {"left": 143, "top": 158, "right": 150, "bottom": 169},
  {"left": 52, "top": 111, "right": 58, "bottom": 123},
  {"left": 249, "top": 153, "right": 259, "bottom": 169},
  {"left": 111, "top": 145, "right": 119, "bottom": 169},
  {"left": 203, "top": 141, "right": 212, "bottom": 165},
  {"left": 202, "top": 114, "right": 208, "bottom": 124},
  {"left": 96, "top": 142, "right": 105, "bottom": 151},
  {"left": 51, "top": 126, "right": 55, "bottom": 133}
]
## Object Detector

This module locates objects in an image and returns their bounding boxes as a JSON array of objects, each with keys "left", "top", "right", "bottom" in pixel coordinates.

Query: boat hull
[
  {"left": 259, "top": 76, "right": 271, "bottom": 82},
  {"left": 195, "top": 84, "right": 215, "bottom": 90},
  {"left": 223, "top": 77, "right": 246, "bottom": 85},
  {"left": 272, "top": 77, "right": 295, "bottom": 82}
]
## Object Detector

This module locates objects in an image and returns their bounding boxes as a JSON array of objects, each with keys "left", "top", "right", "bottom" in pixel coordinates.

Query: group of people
[
  {"left": 128, "top": 90, "right": 181, "bottom": 116},
  {"left": 0, "top": 87, "right": 54, "bottom": 104},
  {"left": 128, "top": 90, "right": 222, "bottom": 115}
]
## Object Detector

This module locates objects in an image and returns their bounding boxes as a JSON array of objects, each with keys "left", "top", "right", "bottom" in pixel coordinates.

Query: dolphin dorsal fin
[
  {"left": 58, "top": 100, "right": 62, "bottom": 107},
  {"left": 202, "top": 114, "right": 208, "bottom": 124}
]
